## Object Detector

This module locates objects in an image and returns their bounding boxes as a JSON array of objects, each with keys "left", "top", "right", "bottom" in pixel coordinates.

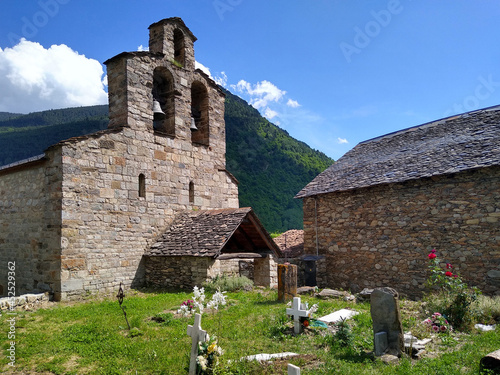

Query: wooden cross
[
  {"left": 286, "top": 296, "right": 309, "bottom": 334},
  {"left": 187, "top": 313, "right": 207, "bottom": 375}
]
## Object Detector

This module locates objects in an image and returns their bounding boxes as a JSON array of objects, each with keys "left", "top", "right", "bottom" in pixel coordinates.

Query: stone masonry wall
[
  {"left": 145, "top": 256, "right": 211, "bottom": 290},
  {"left": 0, "top": 148, "right": 63, "bottom": 297},
  {"left": 58, "top": 124, "right": 238, "bottom": 299},
  {"left": 303, "top": 166, "right": 500, "bottom": 297}
]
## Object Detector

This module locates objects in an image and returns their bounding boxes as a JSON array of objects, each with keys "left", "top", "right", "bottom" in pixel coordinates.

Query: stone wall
[
  {"left": 303, "top": 166, "right": 500, "bottom": 297},
  {"left": 146, "top": 256, "right": 268, "bottom": 290},
  {"left": 57, "top": 121, "right": 238, "bottom": 299},
  {"left": 0, "top": 149, "right": 62, "bottom": 297},
  {"left": 254, "top": 254, "right": 278, "bottom": 288},
  {"left": 145, "top": 256, "right": 212, "bottom": 289}
]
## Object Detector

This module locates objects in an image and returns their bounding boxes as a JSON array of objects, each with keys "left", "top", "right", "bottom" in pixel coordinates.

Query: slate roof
[
  {"left": 147, "top": 207, "right": 282, "bottom": 258},
  {"left": 296, "top": 105, "right": 500, "bottom": 198}
]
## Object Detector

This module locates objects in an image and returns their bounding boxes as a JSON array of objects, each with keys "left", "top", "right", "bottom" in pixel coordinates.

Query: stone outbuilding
[
  {"left": 145, "top": 207, "right": 281, "bottom": 289},
  {"left": 0, "top": 18, "right": 279, "bottom": 300},
  {"left": 296, "top": 106, "right": 500, "bottom": 297}
]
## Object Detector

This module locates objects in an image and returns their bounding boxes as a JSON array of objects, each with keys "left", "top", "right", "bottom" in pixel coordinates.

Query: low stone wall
[
  {"left": 303, "top": 166, "right": 500, "bottom": 297},
  {"left": 0, "top": 293, "right": 49, "bottom": 311},
  {"left": 145, "top": 255, "right": 276, "bottom": 289},
  {"left": 145, "top": 256, "right": 212, "bottom": 290}
]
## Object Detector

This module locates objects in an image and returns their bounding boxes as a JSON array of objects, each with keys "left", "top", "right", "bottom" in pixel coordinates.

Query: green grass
[{"left": 0, "top": 289, "right": 499, "bottom": 374}]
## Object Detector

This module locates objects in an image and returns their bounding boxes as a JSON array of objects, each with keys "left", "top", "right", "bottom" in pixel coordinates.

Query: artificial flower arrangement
[
  {"left": 177, "top": 286, "right": 227, "bottom": 317},
  {"left": 196, "top": 334, "right": 223, "bottom": 374},
  {"left": 300, "top": 302, "right": 320, "bottom": 328},
  {"left": 423, "top": 312, "right": 452, "bottom": 333}
]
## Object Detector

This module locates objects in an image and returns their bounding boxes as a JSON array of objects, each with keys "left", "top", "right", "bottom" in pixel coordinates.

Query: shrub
[
  {"left": 425, "top": 249, "right": 481, "bottom": 331},
  {"left": 203, "top": 274, "right": 253, "bottom": 293}
]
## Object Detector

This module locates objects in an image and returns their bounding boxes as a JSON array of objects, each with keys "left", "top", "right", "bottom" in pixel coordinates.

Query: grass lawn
[{"left": 0, "top": 288, "right": 498, "bottom": 374}]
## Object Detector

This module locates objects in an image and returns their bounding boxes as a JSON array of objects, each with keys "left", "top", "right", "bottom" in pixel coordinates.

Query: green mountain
[{"left": 0, "top": 92, "right": 333, "bottom": 232}]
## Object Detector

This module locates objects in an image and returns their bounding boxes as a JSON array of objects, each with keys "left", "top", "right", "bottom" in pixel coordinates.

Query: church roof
[
  {"left": 296, "top": 105, "right": 500, "bottom": 198},
  {"left": 147, "top": 207, "right": 282, "bottom": 258}
]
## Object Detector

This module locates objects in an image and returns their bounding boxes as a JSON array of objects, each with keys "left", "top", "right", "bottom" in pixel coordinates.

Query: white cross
[
  {"left": 288, "top": 363, "right": 301, "bottom": 375},
  {"left": 286, "top": 297, "right": 309, "bottom": 334},
  {"left": 187, "top": 313, "right": 207, "bottom": 375}
]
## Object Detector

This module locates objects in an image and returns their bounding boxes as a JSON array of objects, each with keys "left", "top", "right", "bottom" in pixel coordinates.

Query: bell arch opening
[{"left": 152, "top": 67, "right": 175, "bottom": 136}]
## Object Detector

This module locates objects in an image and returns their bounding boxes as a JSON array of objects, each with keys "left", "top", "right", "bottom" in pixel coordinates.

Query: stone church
[
  {"left": 296, "top": 106, "right": 500, "bottom": 297},
  {"left": 0, "top": 18, "right": 281, "bottom": 301}
]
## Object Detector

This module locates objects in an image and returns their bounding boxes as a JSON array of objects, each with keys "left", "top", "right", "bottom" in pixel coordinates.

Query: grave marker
[
  {"left": 370, "top": 287, "right": 404, "bottom": 357},
  {"left": 187, "top": 313, "right": 207, "bottom": 375},
  {"left": 286, "top": 296, "right": 309, "bottom": 334},
  {"left": 278, "top": 264, "right": 297, "bottom": 302},
  {"left": 288, "top": 363, "right": 301, "bottom": 374}
]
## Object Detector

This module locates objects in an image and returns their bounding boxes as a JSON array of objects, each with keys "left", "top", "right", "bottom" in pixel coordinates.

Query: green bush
[
  {"left": 203, "top": 274, "right": 253, "bottom": 293},
  {"left": 425, "top": 249, "right": 481, "bottom": 331}
]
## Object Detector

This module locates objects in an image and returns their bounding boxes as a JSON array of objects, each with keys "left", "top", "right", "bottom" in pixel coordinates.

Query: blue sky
[{"left": 1, "top": 1, "right": 499, "bottom": 159}]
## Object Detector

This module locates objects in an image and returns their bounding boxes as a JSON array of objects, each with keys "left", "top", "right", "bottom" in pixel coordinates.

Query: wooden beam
[{"left": 217, "top": 253, "right": 264, "bottom": 260}]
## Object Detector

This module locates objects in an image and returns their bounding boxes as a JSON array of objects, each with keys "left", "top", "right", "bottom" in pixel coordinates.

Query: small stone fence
[{"left": 0, "top": 293, "right": 49, "bottom": 311}]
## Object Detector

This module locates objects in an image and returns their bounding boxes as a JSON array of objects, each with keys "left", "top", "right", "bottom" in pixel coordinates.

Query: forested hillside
[
  {"left": 0, "top": 92, "right": 333, "bottom": 232},
  {"left": 223, "top": 89, "right": 333, "bottom": 231}
]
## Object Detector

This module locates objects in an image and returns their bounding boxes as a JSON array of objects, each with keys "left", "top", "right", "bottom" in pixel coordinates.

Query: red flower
[
  {"left": 428, "top": 253, "right": 437, "bottom": 259},
  {"left": 445, "top": 271, "right": 453, "bottom": 277},
  {"left": 446, "top": 263, "right": 452, "bottom": 269},
  {"left": 303, "top": 319, "right": 310, "bottom": 328},
  {"left": 431, "top": 249, "right": 436, "bottom": 253}
]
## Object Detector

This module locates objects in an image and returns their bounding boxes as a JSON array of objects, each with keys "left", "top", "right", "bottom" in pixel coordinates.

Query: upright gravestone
[
  {"left": 288, "top": 363, "right": 301, "bottom": 375},
  {"left": 286, "top": 296, "right": 309, "bottom": 334},
  {"left": 370, "top": 287, "right": 404, "bottom": 357},
  {"left": 278, "top": 264, "right": 297, "bottom": 302},
  {"left": 187, "top": 313, "right": 207, "bottom": 375}
]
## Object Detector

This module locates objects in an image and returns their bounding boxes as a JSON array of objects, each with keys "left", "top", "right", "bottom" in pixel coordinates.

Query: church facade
[{"left": 0, "top": 18, "right": 278, "bottom": 300}]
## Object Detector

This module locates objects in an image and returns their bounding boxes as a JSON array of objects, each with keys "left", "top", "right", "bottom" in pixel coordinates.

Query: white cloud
[
  {"left": 264, "top": 107, "right": 278, "bottom": 119},
  {"left": 195, "top": 61, "right": 227, "bottom": 87},
  {"left": 232, "top": 79, "right": 286, "bottom": 110},
  {"left": 137, "top": 44, "right": 149, "bottom": 51},
  {"left": 287, "top": 99, "right": 300, "bottom": 108},
  {"left": 0, "top": 39, "right": 107, "bottom": 113},
  {"left": 337, "top": 137, "right": 349, "bottom": 144}
]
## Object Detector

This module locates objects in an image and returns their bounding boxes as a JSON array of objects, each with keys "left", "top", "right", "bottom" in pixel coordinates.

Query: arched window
[
  {"left": 139, "top": 174, "right": 146, "bottom": 198},
  {"left": 173, "top": 29, "right": 185, "bottom": 67},
  {"left": 191, "top": 81, "right": 209, "bottom": 146},
  {"left": 152, "top": 67, "right": 175, "bottom": 136},
  {"left": 189, "top": 181, "right": 195, "bottom": 205}
]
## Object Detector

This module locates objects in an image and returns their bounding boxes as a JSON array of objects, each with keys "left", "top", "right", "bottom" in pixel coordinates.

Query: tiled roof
[
  {"left": 147, "top": 208, "right": 281, "bottom": 257},
  {"left": 273, "top": 230, "right": 304, "bottom": 258},
  {"left": 296, "top": 105, "right": 500, "bottom": 198}
]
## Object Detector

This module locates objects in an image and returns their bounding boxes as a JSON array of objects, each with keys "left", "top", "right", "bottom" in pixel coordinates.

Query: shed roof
[
  {"left": 296, "top": 105, "right": 500, "bottom": 198},
  {"left": 147, "top": 208, "right": 282, "bottom": 258}
]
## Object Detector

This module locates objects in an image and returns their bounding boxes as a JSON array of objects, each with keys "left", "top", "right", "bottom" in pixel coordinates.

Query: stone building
[
  {"left": 0, "top": 18, "right": 280, "bottom": 300},
  {"left": 296, "top": 106, "right": 500, "bottom": 297}
]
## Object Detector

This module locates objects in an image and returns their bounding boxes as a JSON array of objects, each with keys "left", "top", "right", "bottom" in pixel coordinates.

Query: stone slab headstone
[
  {"left": 317, "top": 288, "right": 345, "bottom": 299},
  {"left": 370, "top": 287, "right": 404, "bottom": 357},
  {"left": 288, "top": 363, "right": 301, "bottom": 375},
  {"left": 286, "top": 296, "right": 309, "bottom": 334},
  {"left": 297, "top": 286, "right": 316, "bottom": 295},
  {"left": 318, "top": 309, "right": 359, "bottom": 323},
  {"left": 242, "top": 352, "right": 298, "bottom": 362},
  {"left": 187, "top": 313, "right": 207, "bottom": 375},
  {"left": 278, "top": 264, "right": 297, "bottom": 302}
]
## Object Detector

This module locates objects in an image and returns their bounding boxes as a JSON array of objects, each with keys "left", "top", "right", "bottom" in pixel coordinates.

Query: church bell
[
  {"left": 153, "top": 100, "right": 166, "bottom": 121},
  {"left": 190, "top": 117, "right": 198, "bottom": 131}
]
